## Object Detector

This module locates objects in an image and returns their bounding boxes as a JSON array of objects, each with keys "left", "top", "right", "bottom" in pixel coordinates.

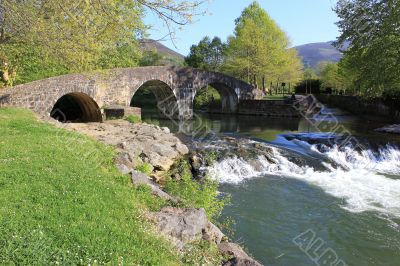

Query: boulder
[
  {"left": 145, "top": 151, "right": 175, "bottom": 171},
  {"left": 116, "top": 163, "right": 132, "bottom": 175},
  {"left": 189, "top": 153, "right": 203, "bottom": 172},
  {"left": 161, "top": 127, "right": 171, "bottom": 134},
  {"left": 150, "top": 207, "right": 224, "bottom": 250},
  {"left": 114, "top": 152, "right": 133, "bottom": 174},
  {"left": 175, "top": 142, "right": 189, "bottom": 155},
  {"left": 63, "top": 120, "right": 189, "bottom": 173},
  {"left": 219, "top": 242, "right": 262, "bottom": 266}
]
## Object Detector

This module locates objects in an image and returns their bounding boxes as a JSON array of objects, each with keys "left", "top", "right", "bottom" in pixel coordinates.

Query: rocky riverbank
[
  {"left": 61, "top": 120, "right": 189, "bottom": 179},
  {"left": 51, "top": 118, "right": 261, "bottom": 266}
]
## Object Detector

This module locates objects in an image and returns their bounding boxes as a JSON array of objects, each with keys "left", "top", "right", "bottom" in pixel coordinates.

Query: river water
[{"left": 142, "top": 107, "right": 400, "bottom": 266}]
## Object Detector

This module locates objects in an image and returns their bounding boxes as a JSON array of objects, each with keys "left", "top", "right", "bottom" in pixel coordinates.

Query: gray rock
[
  {"left": 131, "top": 171, "right": 178, "bottom": 204},
  {"left": 63, "top": 120, "right": 190, "bottom": 174},
  {"left": 161, "top": 127, "right": 171, "bottom": 134},
  {"left": 219, "top": 242, "right": 262, "bottom": 266},
  {"left": 150, "top": 207, "right": 225, "bottom": 250},
  {"left": 175, "top": 142, "right": 189, "bottom": 155},
  {"left": 114, "top": 152, "right": 133, "bottom": 174},
  {"left": 131, "top": 170, "right": 153, "bottom": 186},
  {"left": 116, "top": 163, "right": 132, "bottom": 175},
  {"left": 151, "top": 143, "right": 178, "bottom": 158},
  {"left": 203, "top": 221, "right": 225, "bottom": 244},
  {"left": 146, "top": 152, "right": 174, "bottom": 171}
]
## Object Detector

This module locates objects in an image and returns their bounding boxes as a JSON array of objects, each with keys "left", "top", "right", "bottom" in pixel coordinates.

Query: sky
[{"left": 144, "top": 0, "right": 340, "bottom": 56}]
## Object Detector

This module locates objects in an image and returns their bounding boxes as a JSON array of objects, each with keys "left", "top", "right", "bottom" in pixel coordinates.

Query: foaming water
[{"left": 208, "top": 142, "right": 400, "bottom": 217}]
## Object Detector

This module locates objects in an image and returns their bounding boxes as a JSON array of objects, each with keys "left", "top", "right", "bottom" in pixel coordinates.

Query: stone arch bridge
[{"left": 0, "top": 66, "right": 260, "bottom": 122}]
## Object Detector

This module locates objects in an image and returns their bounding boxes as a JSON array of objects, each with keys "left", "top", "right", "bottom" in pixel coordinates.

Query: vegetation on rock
[
  {"left": 125, "top": 115, "right": 142, "bottom": 124},
  {"left": 165, "top": 159, "right": 230, "bottom": 222}
]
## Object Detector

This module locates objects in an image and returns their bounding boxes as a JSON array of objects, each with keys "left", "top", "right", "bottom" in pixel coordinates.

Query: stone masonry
[{"left": 0, "top": 66, "right": 259, "bottom": 120}]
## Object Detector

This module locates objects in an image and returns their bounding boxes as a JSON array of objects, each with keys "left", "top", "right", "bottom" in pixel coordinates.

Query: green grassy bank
[{"left": 0, "top": 108, "right": 183, "bottom": 265}]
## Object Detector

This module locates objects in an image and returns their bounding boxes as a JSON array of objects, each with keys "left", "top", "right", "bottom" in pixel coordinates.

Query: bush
[
  {"left": 135, "top": 162, "right": 154, "bottom": 175},
  {"left": 125, "top": 115, "right": 142, "bottom": 124},
  {"left": 165, "top": 160, "right": 230, "bottom": 222}
]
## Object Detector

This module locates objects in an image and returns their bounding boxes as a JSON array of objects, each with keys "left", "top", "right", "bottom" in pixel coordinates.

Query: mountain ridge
[
  {"left": 140, "top": 39, "right": 185, "bottom": 60},
  {"left": 294, "top": 41, "right": 346, "bottom": 69},
  {"left": 140, "top": 39, "right": 347, "bottom": 70}
]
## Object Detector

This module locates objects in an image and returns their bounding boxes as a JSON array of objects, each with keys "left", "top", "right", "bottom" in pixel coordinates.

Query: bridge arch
[
  {"left": 50, "top": 92, "right": 102, "bottom": 123},
  {"left": 194, "top": 81, "right": 239, "bottom": 113},
  {"left": 130, "top": 79, "right": 179, "bottom": 119}
]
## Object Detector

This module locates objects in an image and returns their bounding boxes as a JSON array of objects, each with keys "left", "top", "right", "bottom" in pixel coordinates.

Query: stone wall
[
  {"left": 104, "top": 106, "right": 141, "bottom": 120},
  {"left": 316, "top": 94, "right": 400, "bottom": 122},
  {"left": 238, "top": 100, "right": 300, "bottom": 117}
]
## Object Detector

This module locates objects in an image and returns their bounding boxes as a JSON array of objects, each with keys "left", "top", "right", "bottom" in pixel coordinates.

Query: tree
[
  {"left": 318, "top": 62, "right": 343, "bottom": 93},
  {"left": 0, "top": 0, "right": 208, "bottom": 86},
  {"left": 222, "top": 1, "right": 303, "bottom": 89},
  {"left": 139, "top": 49, "right": 184, "bottom": 67},
  {"left": 334, "top": 0, "right": 400, "bottom": 97},
  {"left": 185, "top": 36, "right": 226, "bottom": 71}
]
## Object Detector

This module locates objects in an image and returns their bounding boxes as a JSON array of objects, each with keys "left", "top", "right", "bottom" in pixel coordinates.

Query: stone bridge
[{"left": 0, "top": 66, "right": 260, "bottom": 122}]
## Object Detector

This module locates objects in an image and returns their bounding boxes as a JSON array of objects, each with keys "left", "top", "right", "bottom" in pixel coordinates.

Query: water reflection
[{"left": 142, "top": 108, "right": 400, "bottom": 144}]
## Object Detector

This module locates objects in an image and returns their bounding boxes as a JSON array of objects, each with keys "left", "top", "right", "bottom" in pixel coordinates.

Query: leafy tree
[
  {"left": 337, "top": 53, "right": 362, "bottom": 95},
  {"left": 318, "top": 62, "right": 342, "bottom": 92},
  {"left": 193, "top": 86, "right": 221, "bottom": 110},
  {"left": 185, "top": 36, "right": 226, "bottom": 71},
  {"left": 0, "top": 0, "right": 207, "bottom": 86},
  {"left": 223, "top": 1, "right": 303, "bottom": 88},
  {"left": 140, "top": 49, "right": 165, "bottom": 66},
  {"left": 334, "top": 0, "right": 400, "bottom": 97},
  {"left": 1, "top": 0, "right": 145, "bottom": 71},
  {"left": 303, "top": 68, "right": 317, "bottom": 80}
]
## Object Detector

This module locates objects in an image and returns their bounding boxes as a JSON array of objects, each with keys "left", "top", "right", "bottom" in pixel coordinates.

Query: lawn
[
  {"left": 263, "top": 94, "right": 286, "bottom": 100},
  {"left": 0, "top": 108, "right": 180, "bottom": 265}
]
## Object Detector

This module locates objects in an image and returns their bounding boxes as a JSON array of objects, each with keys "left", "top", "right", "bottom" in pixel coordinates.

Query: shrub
[
  {"left": 135, "top": 162, "right": 153, "bottom": 175},
  {"left": 165, "top": 160, "right": 230, "bottom": 222},
  {"left": 125, "top": 115, "right": 142, "bottom": 124}
]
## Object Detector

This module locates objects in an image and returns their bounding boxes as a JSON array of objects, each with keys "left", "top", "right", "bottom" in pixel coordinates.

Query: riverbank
[
  {"left": 0, "top": 108, "right": 260, "bottom": 265},
  {"left": 316, "top": 94, "right": 400, "bottom": 122}
]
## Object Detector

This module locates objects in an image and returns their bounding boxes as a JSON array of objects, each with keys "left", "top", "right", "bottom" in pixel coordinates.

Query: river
[{"left": 142, "top": 107, "right": 400, "bottom": 266}]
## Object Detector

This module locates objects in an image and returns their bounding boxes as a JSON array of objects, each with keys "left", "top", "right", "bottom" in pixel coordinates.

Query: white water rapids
[{"left": 208, "top": 142, "right": 400, "bottom": 217}]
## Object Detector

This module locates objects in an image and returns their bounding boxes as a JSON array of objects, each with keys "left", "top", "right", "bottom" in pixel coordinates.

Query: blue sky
[{"left": 144, "top": 0, "right": 339, "bottom": 56}]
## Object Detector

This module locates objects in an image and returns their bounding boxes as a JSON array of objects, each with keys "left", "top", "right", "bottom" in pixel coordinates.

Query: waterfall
[{"left": 207, "top": 140, "right": 400, "bottom": 217}]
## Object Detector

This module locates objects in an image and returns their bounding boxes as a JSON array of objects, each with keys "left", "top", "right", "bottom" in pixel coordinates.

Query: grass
[
  {"left": 263, "top": 94, "right": 286, "bottom": 100},
  {"left": 0, "top": 108, "right": 180, "bottom": 265},
  {"left": 125, "top": 115, "right": 142, "bottom": 124},
  {"left": 135, "top": 162, "right": 154, "bottom": 175}
]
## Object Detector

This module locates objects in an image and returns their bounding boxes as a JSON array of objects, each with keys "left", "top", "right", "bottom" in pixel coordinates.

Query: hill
[
  {"left": 295, "top": 41, "right": 347, "bottom": 69},
  {"left": 140, "top": 39, "right": 185, "bottom": 63}
]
